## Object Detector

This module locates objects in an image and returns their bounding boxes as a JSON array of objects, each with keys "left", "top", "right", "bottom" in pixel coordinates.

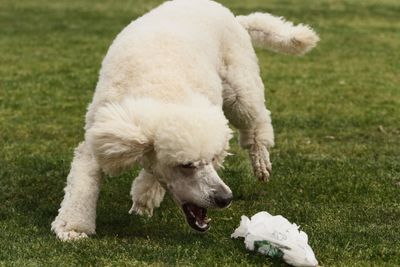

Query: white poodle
[{"left": 52, "top": 0, "right": 319, "bottom": 241}]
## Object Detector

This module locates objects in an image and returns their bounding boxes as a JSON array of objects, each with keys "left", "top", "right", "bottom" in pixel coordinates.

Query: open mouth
[{"left": 182, "top": 203, "right": 211, "bottom": 232}]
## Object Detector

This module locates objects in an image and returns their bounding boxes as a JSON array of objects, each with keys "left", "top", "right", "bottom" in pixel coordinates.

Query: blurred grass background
[{"left": 0, "top": 0, "right": 399, "bottom": 266}]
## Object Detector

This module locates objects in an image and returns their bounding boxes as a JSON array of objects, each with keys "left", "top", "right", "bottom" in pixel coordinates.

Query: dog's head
[{"left": 87, "top": 98, "right": 233, "bottom": 232}]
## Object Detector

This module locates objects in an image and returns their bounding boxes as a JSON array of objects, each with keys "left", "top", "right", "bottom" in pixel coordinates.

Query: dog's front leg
[
  {"left": 129, "top": 169, "right": 165, "bottom": 217},
  {"left": 51, "top": 141, "right": 102, "bottom": 241}
]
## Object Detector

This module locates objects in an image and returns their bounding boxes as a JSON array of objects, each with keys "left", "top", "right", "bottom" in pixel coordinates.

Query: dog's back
[
  {"left": 86, "top": 0, "right": 318, "bottom": 127},
  {"left": 95, "top": 0, "right": 235, "bottom": 107}
]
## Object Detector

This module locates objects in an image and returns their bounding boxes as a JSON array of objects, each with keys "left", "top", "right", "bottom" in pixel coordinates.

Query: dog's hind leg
[
  {"left": 221, "top": 43, "right": 274, "bottom": 181},
  {"left": 51, "top": 141, "right": 102, "bottom": 241},
  {"left": 129, "top": 169, "right": 165, "bottom": 217}
]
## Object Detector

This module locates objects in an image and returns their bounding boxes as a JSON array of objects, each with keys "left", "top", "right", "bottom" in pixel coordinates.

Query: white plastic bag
[{"left": 231, "top": 211, "right": 318, "bottom": 267}]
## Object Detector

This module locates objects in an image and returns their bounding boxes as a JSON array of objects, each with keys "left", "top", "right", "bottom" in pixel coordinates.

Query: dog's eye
[{"left": 179, "top": 162, "right": 196, "bottom": 169}]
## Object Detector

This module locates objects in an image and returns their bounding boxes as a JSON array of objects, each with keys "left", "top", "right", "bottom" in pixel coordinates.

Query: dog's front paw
[
  {"left": 249, "top": 143, "right": 272, "bottom": 182},
  {"left": 129, "top": 183, "right": 165, "bottom": 217},
  {"left": 129, "top": 201, "right": 154, "bottom": 217},
  {"left": 51, "top": 218, "right": 89, "bottom": 242}
]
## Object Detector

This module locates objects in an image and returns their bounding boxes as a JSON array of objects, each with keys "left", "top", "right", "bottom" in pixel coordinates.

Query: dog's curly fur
[{"left": 52, "top": 0, "right": 318, "bottom": 241}]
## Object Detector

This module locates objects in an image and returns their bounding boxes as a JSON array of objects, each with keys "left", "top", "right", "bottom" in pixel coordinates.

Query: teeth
[
  {"left": 195, "top": 221, "right": 208, "bottom": 229},
  {"left": 189, "top": 211, "right": 195, "bottom": 217},
  {"left": 204, "top": 217, "right": 211, "bottom": 223}
]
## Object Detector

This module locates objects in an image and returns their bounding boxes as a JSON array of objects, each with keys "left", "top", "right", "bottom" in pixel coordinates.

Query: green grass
[{"left": 1, "top": 0, "right": 399, "bottom": 266}]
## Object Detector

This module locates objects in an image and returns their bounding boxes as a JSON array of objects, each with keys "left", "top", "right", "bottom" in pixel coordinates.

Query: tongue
[{"left": 182, "top": 204, "right": 211, "bottom": 232}]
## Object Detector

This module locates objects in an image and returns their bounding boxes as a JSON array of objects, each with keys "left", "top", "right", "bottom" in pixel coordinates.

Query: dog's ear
[{"left": 86, "top": 102, "right": 152, "bottom": 176}]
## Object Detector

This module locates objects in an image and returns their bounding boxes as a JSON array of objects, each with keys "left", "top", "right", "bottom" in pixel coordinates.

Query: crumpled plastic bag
[{"left": 231, "top": 211, "right": 318, "bottom": 267}]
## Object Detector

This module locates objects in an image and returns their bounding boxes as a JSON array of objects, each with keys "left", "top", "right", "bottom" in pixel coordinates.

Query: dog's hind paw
[{"left": 249, "top": 142, "right": 272, "bottom": 182}]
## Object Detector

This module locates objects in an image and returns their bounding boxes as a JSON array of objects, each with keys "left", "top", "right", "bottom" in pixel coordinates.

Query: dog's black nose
[{"left": 214, "top": 192, "right": 233, "bottom": 208}]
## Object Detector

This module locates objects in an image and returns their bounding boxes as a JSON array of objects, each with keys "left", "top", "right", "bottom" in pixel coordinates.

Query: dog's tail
[{"left": 236, "top": 13, "right": 319, "bottom": 56}]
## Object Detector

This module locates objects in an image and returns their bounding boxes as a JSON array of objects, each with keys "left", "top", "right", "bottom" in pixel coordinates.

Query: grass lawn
[{"left": 1, "top": 0, "right": 399, "bottom": 266}]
